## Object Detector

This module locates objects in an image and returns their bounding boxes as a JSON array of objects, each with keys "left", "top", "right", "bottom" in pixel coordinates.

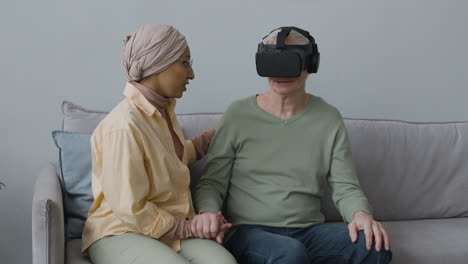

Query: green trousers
[{"left": 88, "top": 233, "right": 237, "bottom": 264}]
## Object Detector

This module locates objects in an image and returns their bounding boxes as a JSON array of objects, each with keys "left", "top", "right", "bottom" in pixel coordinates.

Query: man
[{"left": 193, "top": 26, "right": 392, "bottom": 263}]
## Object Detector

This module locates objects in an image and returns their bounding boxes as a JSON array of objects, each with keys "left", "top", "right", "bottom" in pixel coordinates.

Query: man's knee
[
  {"left": 354, "top": 231, "right": 392, "bottom": 264},
  {"left": 363, "top": 248, "right": 392, "bottom": 264},
  {"left": 239, "top": 238, "right": 309, "bottom": 264},
  {"left": 282, "top": 240, "right": 310, "bottom": 263},
  {"left": 265, "top": 239, "right": 309, "bottom": 263}
]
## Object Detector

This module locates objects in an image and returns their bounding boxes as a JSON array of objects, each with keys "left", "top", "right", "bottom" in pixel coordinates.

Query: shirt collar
[{"left": 123, "top": 82, "right": 177, "bottom": 117}]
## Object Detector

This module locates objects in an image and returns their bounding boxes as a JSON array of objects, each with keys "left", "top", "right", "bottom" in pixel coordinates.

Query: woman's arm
[
  {"left": 191, "top": 128, "right": 216, "bottom": 161},
  {"left": 185, "top": 140, "right": 198, "bottom": 165},
  {"left": 97, "top": 127, "right": 175, "bottom": 239}
]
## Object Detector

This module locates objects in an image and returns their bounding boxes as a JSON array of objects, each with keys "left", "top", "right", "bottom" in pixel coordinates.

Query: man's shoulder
[
  {"left": 222, "top": 95, "right": 255, "bottom": 118},
  {"left": 226, "top": 95, "right": 254, "bottom": 111},
  {"left": 310, "top": 94, "right": 342, "bottom": 120}
]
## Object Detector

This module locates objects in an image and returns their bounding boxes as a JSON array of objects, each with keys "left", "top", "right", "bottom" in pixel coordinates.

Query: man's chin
[{"left": 272, "top": 86, "right": 299, "bottom": 95}]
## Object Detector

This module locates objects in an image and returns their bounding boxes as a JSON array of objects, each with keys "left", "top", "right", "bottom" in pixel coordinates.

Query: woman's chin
[{"left": 176, "top": 91, "right": 185, "bottom": 98}]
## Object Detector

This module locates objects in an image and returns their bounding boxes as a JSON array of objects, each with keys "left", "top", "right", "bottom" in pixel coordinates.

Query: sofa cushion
[
  {"left": 66, "top": 239, "right": 92, "bottom": 264},
  {"left": 326, "top": 218, "right": 468, "bottom": 264},
  {"left": 345, "top": 119, "right": 468, "bottom": 221},
  {"left": 52, "top": 131, "right": 93, "bottom": 240},
  {"left": 62, "top": 101, "right": 108, "bottom": 132},
  {"left": 382, "top": 218, "right": 468, "bottom": 264}
]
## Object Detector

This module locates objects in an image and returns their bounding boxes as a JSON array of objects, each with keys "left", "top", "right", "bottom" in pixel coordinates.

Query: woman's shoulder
[{"left": 95, "top": 99, "right": 142, "bottom": 135}]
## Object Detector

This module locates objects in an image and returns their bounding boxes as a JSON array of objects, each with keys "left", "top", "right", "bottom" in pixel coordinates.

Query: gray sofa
[{"left": 32, "top": 101, "right": 468, "bottom": 264}]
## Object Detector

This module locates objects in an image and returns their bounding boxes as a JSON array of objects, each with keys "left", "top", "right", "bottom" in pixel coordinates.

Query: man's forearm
[{"left": 194, "top": 183, "right": 225, "bottom": 213}]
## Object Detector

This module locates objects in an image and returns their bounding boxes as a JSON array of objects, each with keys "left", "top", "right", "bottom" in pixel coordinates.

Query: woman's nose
[{"left": 188, "top": 67, "right": 195, "bottom": 80}]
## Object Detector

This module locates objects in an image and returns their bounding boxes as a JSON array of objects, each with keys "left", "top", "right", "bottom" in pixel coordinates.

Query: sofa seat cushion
[
  {"left": 65, "top": 218, "right": 468, "bottom": 264},
  {"left": 383, "top": 218, "right": 468, "bottom": 264},
  {"left": 66, "top": 239, "right": 91, "bottom": 264}
]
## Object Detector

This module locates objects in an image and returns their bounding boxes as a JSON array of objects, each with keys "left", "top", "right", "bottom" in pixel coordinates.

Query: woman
[{"left": 81, "top": 24, "right": 237, "bottom": 264}]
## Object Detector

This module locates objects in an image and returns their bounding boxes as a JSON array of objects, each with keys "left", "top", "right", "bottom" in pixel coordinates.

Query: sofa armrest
[{"left": 32, "top": 163, "right": 65, "bottom": 264}]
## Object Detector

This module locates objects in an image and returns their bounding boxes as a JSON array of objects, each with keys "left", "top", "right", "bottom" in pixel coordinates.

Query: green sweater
[{"left": 194, "top": 94, "right": 371, "bottom": 227}]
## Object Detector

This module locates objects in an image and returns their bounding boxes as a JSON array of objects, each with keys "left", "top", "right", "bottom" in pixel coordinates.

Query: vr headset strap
[
  {"left": 273, "top": 26, "right": 315, "bottom": 49},
  {"left": 275, "top": 27, "right": 293, "bottom": 49}
]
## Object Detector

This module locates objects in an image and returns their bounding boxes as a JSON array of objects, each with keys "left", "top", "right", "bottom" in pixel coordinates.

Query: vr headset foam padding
[{"left": 256, "top": 26, "right": 320, "bottom": 78}]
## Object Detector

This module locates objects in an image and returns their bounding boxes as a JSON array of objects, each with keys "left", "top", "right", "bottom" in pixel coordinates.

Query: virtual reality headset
[{"left": 256, "top": 26, "right": 320, "bottom": 78}]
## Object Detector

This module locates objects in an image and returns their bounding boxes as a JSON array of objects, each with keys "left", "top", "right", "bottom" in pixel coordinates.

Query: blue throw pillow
[{"left": 52, "top": 131, "right": 93, "bottom": 240}]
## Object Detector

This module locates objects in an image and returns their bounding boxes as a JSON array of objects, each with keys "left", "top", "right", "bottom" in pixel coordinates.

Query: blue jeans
[{"left": 224, "top": 224, "right": 392, "bottom": 264}]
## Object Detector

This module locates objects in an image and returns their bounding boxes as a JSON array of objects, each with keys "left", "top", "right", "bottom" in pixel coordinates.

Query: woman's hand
[
  {"left": 191, "top": 128, "right": 216, "bottom": 160},
  {"left": 191, "top": 211, "right": 232, "bottom": 243}
]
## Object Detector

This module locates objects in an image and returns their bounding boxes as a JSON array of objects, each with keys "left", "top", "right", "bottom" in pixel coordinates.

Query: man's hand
[
  {"left": 215, "top": 212, "right": 232, "bottom": 243},
  {"left": 348, "top": 211, "right": 391, "bottom": 252},
  {"left": 191, "top": 211, "right": 232, "bottom": 242}
]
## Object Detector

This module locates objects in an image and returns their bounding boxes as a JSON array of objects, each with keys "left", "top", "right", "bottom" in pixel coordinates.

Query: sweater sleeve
[
  {"left": 327, "top": 118, "right": 372, "bottom": 223},
  {"left": 194, "top": 110, "right": 236, "bottom": 214}
]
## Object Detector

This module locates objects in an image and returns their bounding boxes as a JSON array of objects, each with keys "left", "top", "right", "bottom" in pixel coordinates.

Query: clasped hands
[{"left": 190, "top": 211, "right": 232, "bottom": 243}]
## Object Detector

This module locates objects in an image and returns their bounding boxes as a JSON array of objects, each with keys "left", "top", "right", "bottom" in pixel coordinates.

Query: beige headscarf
[{"left": 123, "top": 24, "right": 188, "bottom": 81}]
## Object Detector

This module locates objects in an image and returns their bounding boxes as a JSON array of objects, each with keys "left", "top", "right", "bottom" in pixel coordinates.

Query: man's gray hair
[{"left": 262, "top": 28, "right": 310, "bottom": 45}]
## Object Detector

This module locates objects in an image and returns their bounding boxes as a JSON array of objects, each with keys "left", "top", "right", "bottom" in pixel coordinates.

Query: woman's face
[
  {"left": 146, "top": 47, "right": 195, "bottom": 98},
  {"left": 267, "top": 70, "right": 308, "bottom": 96}
]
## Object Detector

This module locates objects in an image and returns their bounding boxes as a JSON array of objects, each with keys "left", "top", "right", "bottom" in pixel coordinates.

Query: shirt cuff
[
  {"left": 342, "top": 204, "right": 373, "bottom": 223},
  {"left": 195, "top": 201, "right": 222, "bottom": 214},
  {"left": 146, "top": 209, "right": 176, "bottom": 239}
]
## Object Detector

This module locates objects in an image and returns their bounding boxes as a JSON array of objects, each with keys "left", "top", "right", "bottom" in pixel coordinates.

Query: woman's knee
[
  {"left": 180, "top": 238, "right": 237, "bottom": 264},
  {"left": 89, "top": 233, "right": 189, "bottom": 264}
]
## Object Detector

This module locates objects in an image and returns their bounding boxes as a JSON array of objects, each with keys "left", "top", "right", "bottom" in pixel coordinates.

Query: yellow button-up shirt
[{"left": 81, "top": 82, "right": 197, "bottom": 254}]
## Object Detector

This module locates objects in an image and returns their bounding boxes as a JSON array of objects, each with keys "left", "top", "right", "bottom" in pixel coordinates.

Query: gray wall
[{"left": 1, "top": 0, "right": 467, "bottom": 263}]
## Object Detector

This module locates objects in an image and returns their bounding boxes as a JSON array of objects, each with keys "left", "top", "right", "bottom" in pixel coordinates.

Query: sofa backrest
[
  {"left": 62, "top": 101, "right": 468, "bottom": 222},
  {"left": 178, "top": 115, "right": 468, "bottom": 222},
  {"left": 328, "top": 119, "right": 468, "bottom": 221}
]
